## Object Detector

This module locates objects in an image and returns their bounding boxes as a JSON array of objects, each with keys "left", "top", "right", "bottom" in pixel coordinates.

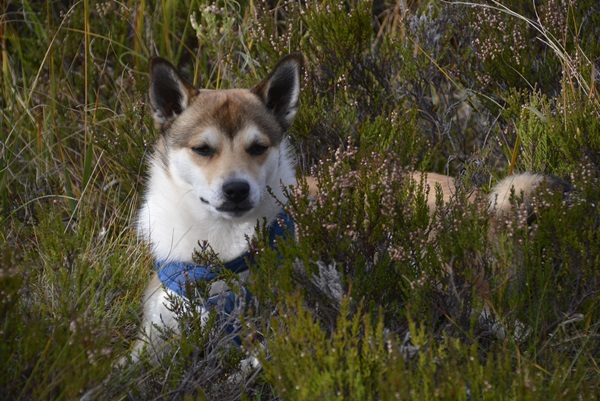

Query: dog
[
  {"left": 411, "top": 171, "right": 564, "bottom": 217},
  {"left": 132, "top": 52, "right": 563, "bottom": 361},
  {"left": 133, "top": 53, "right": 303, "bottom": 361}
]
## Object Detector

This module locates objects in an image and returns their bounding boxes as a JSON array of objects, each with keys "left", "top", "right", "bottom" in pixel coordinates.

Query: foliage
[{"left": 1, "top": 0, "right": 599, "bottom": 400}]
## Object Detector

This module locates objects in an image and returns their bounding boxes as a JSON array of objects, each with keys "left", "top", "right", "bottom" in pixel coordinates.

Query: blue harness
[{"left": 155, "top": 211, "right": 294, "bottom": 303}]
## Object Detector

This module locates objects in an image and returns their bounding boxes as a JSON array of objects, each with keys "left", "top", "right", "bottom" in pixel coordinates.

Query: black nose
[{"left": 222, "top": 180, "right": 250, "bottom": 204}]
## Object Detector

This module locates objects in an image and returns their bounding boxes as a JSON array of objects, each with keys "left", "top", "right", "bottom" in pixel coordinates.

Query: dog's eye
[
  {"left": 248, "top": 143, "right": 268, "bottom": 156},
  {"left": 192, "top": 145, "right": 215, "bottom": 157}
]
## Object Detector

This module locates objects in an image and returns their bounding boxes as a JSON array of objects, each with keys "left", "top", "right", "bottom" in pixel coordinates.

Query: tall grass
[{"left": 1, "top": 0, "right": 599, "bottom": 400}]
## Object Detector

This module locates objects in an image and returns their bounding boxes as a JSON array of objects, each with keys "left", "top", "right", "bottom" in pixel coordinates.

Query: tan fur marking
[
  {"left": 304, "top": 176, "right": 318, "bottom": 198},
  {"left": 410, "top": 172, "right": 477, "bottom": 211},
  {"left": 186, "top": 128, "right": 273, "bottom": 186},
  {"left": 302, "top": 172, "right": 475, "bottom": 212},
  {"left": 166, "top": 89, "right": 283, "bottom": 149}
]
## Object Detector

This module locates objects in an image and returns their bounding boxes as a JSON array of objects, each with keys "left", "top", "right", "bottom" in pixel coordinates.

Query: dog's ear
[
  {"left": 251, "top": 53, "right": 303, "bottom": 130},
  {"left": 149, "top": 57, "right": 198, "bottom": 130}
]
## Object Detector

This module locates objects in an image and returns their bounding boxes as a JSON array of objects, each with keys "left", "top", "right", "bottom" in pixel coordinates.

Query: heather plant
[
  {"left": 500, "top": 88, "right": 600, "bottom": 176},
  {"left": 251, "top": 144, "right": 440, "bottom": 327},
  {"left": 467, "top": 0, "right": 600, "bottom": 95},
  {"left": 1, "top": 0, "right": 599, "bottom": 400}
]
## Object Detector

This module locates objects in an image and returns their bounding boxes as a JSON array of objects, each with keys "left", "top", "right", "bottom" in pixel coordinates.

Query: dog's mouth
[
  {"left": 216, "top": 199, "right": 254, "bottom": 215},
  {"left": 201, "top": 197, "right": 253, "bottom": 217}
]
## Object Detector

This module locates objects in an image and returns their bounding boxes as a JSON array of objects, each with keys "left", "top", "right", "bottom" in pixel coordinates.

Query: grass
[{"left": 1, "top": 0, "right": 599, "bottom": 400}]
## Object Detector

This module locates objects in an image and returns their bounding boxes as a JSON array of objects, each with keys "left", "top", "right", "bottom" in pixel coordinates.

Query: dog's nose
[{"left": 222, "top": 180, "right": 250, "bottom": 204}]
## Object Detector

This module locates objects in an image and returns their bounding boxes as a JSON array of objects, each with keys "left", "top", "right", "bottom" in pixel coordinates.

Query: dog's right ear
[{"left": 149, "top": 57, "right": 198, "bottom": 130}]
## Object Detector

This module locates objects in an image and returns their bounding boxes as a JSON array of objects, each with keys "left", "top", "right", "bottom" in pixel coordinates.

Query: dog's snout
[{"left": 222, "top": 180, "right": 250, "bottom": 204}]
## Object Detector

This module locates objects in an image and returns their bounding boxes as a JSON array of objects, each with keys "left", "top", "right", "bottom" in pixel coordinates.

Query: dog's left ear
[{"left": 251, "top": 53, "right": 303, "bottom": 130}]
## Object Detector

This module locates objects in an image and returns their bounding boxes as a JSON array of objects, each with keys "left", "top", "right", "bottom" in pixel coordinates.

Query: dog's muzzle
[{"left": 216, "top": 179, "right": 253, "bottom": 215}]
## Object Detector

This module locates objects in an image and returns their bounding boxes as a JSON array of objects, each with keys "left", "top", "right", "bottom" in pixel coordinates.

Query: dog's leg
[{"left": 128, "top": 275, "right": 180, "bottom": 364}]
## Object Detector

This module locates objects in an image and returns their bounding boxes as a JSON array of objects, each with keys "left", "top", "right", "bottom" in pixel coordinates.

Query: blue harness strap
[{"left": 155, "top": 210, "right": 294, "bottom": 298}]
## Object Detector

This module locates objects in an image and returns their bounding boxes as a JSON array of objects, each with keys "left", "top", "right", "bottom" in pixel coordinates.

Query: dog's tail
[{"left": 488, "top": 172, "right": 570, "bottom": 218}]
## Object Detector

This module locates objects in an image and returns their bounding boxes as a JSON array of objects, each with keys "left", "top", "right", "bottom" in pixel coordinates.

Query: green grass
[{"left": 1, "top": 0, "right": 599, "bottom": 400}]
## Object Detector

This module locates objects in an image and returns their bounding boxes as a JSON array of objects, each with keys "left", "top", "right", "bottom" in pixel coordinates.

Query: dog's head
[{"left": 148, "top": 54, "right": 302, "bottom": 219}]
